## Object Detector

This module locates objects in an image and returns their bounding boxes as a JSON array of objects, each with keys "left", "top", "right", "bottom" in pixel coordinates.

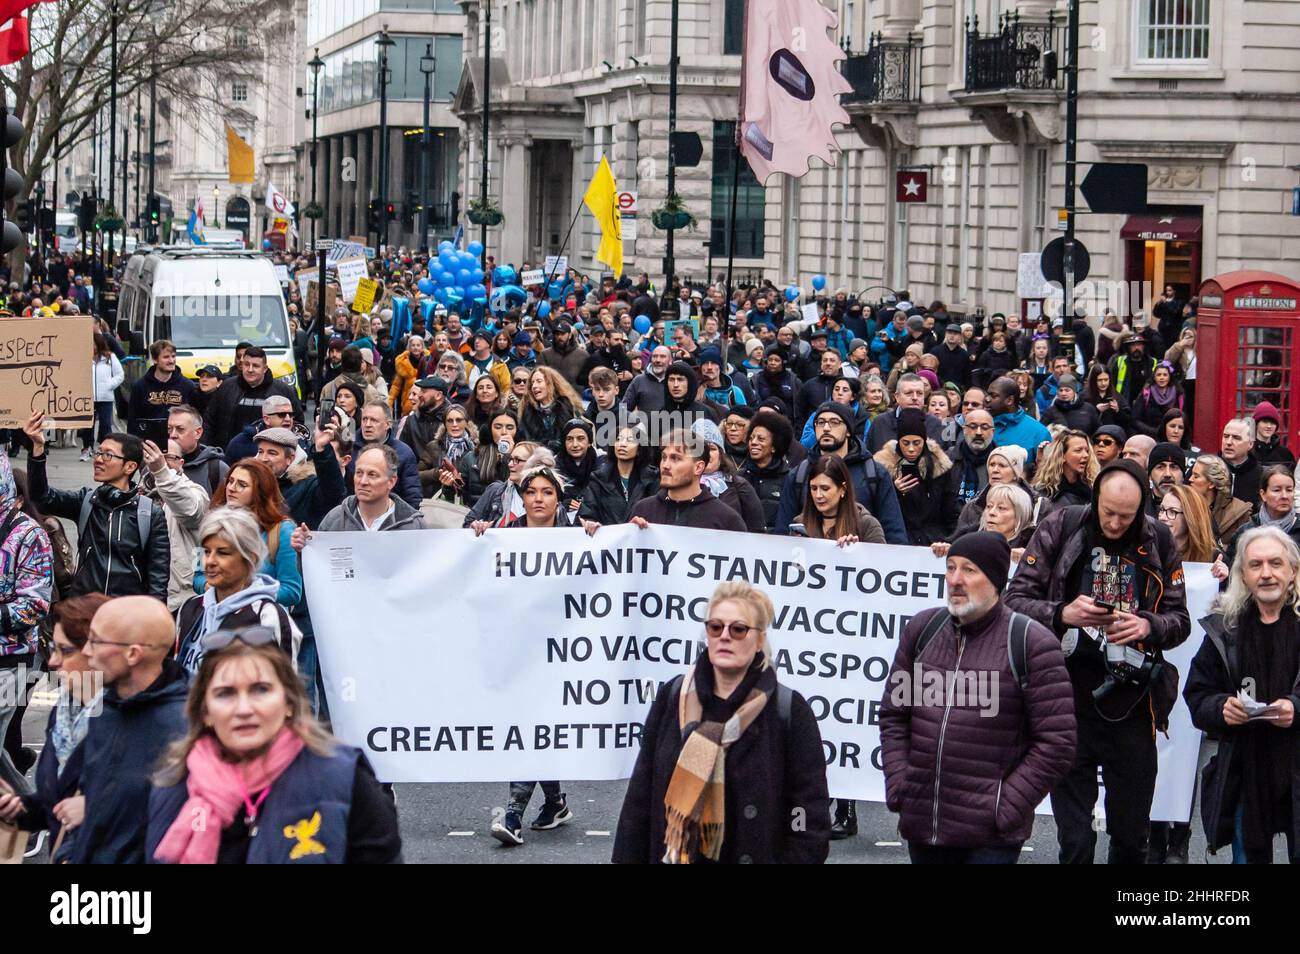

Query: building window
[
  {"left": 724, "top": 0, "right": 745, "bottom": 55},
  {"left": 1136, "top": 0, "right": 1210, "bottom": 62},
  {"left": 231, "top": 81, "right": 248, "bottom": 102},
  {"left": 233, "top": 30, "right": 248, "bottom": 49},
  {"left": 710, "top": 121, "right": 764, "bottom": 259},
  {"left": 1030, "top": 146, "right": 1048, "bottom": 251}
]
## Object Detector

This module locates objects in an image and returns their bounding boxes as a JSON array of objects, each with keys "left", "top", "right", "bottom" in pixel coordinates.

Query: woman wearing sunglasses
[
  {"left": 613, "top": 581, "right": 830, "bottom": 864},
  {"left": 175, "top": 508, "right": 300, "bottom": 676},
  {"left": 146, "top": 626, "right": 401, "bottom": 864}
]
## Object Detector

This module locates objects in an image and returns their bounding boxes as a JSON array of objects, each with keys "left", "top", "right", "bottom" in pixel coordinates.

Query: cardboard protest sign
[
  {"left": 335, "top": 257, "right": 368, "bottom": 303},
  {"left": 303, "top": 276, "right": 337, "bottom": 317},
  {"left": 0, "top": 317, "right": 94, "bottom": 428},
  {"left": 352, "top": 277, "right": 378, "bottom": 315}
]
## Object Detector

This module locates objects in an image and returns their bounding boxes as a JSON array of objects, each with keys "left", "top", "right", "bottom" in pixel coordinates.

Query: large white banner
[{"left": 303, "top": 525, "right": 1214, "bottom": 821}]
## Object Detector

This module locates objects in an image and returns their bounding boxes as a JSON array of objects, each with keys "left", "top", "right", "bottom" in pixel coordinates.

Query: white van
[
  {"left": 54, "top": 212, "right": 78, "bottom": 254},
  {"left": 117, "top": 248, "right": 298, "bottom": 387}
]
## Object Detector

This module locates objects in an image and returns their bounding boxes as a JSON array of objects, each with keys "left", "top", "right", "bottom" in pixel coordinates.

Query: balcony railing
[
  {"left": 964, "top": 12, "right": 1063, "bottom": 93},
  {"left": 840, "top": 33, "right": 920, "bottom": 106}
]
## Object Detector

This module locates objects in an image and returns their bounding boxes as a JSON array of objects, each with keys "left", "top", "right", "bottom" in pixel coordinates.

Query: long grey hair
[{"left": 1216, "top": 525, "right": 1300, "bottom": 633}]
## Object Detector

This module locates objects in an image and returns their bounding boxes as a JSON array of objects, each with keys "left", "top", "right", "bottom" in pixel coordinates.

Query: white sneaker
[{"left": 78, "top": 450, "right": 92, "bottom": 462}]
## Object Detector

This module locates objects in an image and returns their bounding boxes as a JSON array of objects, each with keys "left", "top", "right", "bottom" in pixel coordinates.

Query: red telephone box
[{"left": 1193, "top": 270, "right": 1300, "bottom": 452}]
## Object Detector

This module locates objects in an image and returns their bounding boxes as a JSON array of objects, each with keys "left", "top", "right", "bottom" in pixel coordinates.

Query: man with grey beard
[
  {"left": 954, "top": 408, "right": 997, "bottom": 503},
  {"left": 880, "top": 531, "right": 1075, "bottom": 863}
]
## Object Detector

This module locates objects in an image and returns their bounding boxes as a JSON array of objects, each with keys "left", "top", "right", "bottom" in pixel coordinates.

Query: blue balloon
[
  {"left": 417, "top": 277, "right": 435, "bottom": 295},
  {"left": 492, "top": 265, "right": 518, "bottom": 286},
  {"left": 812, "top": 274, "right": 826, "bottom": 291},
  {"left": 548, "top": 281, "right": 564, "bottom": 300},
  {"left": 445, "top": 290, "right": 463, "bottom": 305},
  {"left": 785, "top": 285, "right": 800, "bottom": 302},
  {"left": 261, "top": 238, "right": 271, "bottom": 250},
  {"left": 438, "top": 241, "right": 454, "bottom": 252},
  {"left": 471, "top": 268, "right": 485, "bottom": 284},
  {"left": 467, "top": 240, "right": 484, "bottom": 257},
  {"left": 434, "top": 287, "right": 448, "bottom": 304},
  {"left": 439, "top": 251, "right": 457, "bottom": 270},
  {"left": 537, "top": 301, "right": 552, "bottom": 319},
  {"left": 456, "top": 268, "right": 473, "bottom": 286},
  {"left": 633, "top": 315, "right": 651, "bottom": 334},
  {"left": 467, "top": 283, "right": 486, "bottom": 300}
]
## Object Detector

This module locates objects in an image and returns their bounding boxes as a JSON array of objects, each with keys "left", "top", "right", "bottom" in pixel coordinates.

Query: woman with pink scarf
[{"left": 145, "top": 629, "right": 401, "bottom": 864}]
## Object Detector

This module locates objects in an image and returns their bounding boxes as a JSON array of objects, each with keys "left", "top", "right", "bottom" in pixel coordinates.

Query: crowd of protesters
[{"left": 3, "top": 241, "right": 1299, "bottom": 866}]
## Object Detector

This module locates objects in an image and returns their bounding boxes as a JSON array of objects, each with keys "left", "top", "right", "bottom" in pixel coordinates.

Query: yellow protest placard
[{"left": 352, "top": 277, "right": 378, "bottom": 314}]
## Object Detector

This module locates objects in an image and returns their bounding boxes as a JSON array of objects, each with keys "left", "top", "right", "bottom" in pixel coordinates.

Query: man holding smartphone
[{"left": 1005, "top": 460, "right": 1191, "bottom": 863}]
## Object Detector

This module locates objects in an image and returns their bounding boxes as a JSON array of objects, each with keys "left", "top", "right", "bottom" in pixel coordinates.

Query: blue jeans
[
  {"left": 79, "top": 401, "right": 115, "bottom": 450},
  {"left": 296, "top": 635, "right": 329, "bottom": 722},
  {"left": 908, "top": 842, "right": 1022, "bottom": 864}
]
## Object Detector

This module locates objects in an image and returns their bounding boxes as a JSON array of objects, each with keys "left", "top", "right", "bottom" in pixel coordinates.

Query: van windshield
[{"left": 157, "top": 295, "right": 288, "bottom": 349}]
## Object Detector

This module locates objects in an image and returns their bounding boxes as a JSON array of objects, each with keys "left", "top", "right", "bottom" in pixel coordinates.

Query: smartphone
[
  {"left": 317, "top": 399, "right": 335, "bottom": 426},
  {"left": 788, "top": 523, "right": 808, "bottom": 537},
  {"left": 900, "top": 461, "right": 921, "bottom": 482},
  {"left": 1092, "top": 598, "right": 1116, "bottom": 613}
]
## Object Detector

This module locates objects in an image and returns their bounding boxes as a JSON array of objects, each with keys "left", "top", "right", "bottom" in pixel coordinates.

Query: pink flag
[{"left": 738, "top": 0, "right": 852, "bottom": 184}]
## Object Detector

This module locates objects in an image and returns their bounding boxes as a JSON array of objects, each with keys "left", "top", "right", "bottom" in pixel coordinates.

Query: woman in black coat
[
  {"left": 578, "top": 424, "right": 659, "bottom": 526},
  {"left": 740, "top": 409, "right": 794, "bottom": 531},
  {"left": 613, "top": 582, "right": 830, "bottom": 863},
  {"left": 1084, "top": 364, "right": 1132, "bottom": 432},
  {"left": 872, "top": 409, "right": 963, "bottom": 546}
]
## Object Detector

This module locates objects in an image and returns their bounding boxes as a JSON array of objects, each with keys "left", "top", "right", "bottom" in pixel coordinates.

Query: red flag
[
  {"left": 0, "top": 13, "right": 29, "bottom": 66},
  {"left": 0, "top": 1, "right": 37, "bottom": 24}
]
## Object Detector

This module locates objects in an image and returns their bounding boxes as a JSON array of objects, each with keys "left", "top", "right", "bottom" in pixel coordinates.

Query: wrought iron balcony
[
  {"left": 840, "top": 33, "right": 920, "bottom": 106},
  {"left": 964, "top": 11, "right": 1063, "bottom": 93}
]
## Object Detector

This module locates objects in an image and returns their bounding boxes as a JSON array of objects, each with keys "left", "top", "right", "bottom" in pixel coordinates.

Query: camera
[{"left": 1092, "top": 641, "right": 1163, "bottom": 702}]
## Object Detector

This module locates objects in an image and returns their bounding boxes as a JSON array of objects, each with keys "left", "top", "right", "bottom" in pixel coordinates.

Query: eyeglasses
[
  {"left": 93, "top": 449, "right": 126, "bottom": 462},
  {"left": 265, "top": 410, "right": 293, "bottom": 419},
  {"left": 963, "top": 423, "right": 993, "bottom": 433},
  {"left": 814, "top": 418, "right": 845, "bottom": 429},
  {"left": 85, "top": 634, "right": 137, "bottom": 649},
  {"left": 508, "top": 456, "right": 530, "bottom": 466},
  {"left": 1092, "top": 438, "right": 1116, "bottom": 447},
  {"left": 961, "top": 401, "right": 985, "bottom": 409},
  {"left": 705, "top": 619, "right": 758, "bottom": 639},
  {"left": 1157, "top": 507, "right": 1184, "bottom": 520},
  {"left": 201, "top": 625, "right": 278, "bottom": 652}
]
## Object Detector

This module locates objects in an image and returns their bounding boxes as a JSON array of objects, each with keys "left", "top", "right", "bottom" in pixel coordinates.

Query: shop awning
[{"left": 1121, "top": 214, "right": 1202, "bottom": 242}]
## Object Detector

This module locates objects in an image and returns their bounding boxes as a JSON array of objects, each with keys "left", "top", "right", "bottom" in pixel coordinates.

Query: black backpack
[{"left": 912, "top": 608, "right": 1033, "bottom": 692}]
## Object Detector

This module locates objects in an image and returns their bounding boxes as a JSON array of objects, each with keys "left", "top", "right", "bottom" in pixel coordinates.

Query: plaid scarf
[{"left": 663, "top": 655, "right": 774, "bottom": 864}]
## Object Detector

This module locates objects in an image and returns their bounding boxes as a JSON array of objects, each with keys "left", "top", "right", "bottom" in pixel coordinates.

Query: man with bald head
[
  {"left": 623, "top": 344, "right": 674, "bottom": 414},
  {"left": 1121, "top": 434, "right": 1156, "bottom": 471},
  {"left": 72, "top": 596, "right": 189, "bottom": 863}
]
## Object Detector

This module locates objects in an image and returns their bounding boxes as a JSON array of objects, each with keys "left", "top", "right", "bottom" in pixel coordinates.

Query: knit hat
[
  {"left": 917, "top": 369, "right": 941, "bottom": 391},
  {"left": 1147, "top": 442, "right": 1186, "bottom": 474},
  {"left": 691, "top": 417, "right": 725, "bottom": 448},
  {"left": 1092, "top": 424, "right": 1128, "bottom": 445},
  {"left": 987, "top": 444, "right": 1028, "bottom": 478},
  {"left": 698, "top": 346, "right": 723, "bottom": 366},
  {"left": 849, "top": 337, "right": 868, "bottom": 354},
  {"left": 513, "top": 330, "right": 533, "bottom": 346},
  {"left": 1253, "top": 401, "right": 1281, "bottom": 425},
  {"left": 1056, "top": 374, "right": 1080, "bottom": 393},
  {"left": 746, "top": 339, "right": 765, "bottom": 356},
  {"left": 335, "top": 380, "right": 367, "bottom": 408},
  {"left": 561, "top": 417, "right": 594, "bottom": 442},
  {"left": 762, "top": 344, "right": 786, "bottom": 365},
  {"left": 724, "top": 405, "right": 756, "bottom": 421},
  {"left": 813, "top": 401, "right": 857, "bottom": 433},
  {"left": 948, "top": 531, "right": 1013, "bottom": 594},
  {"left": 896, "top": 406, "right": 928, "bottom": 441}
]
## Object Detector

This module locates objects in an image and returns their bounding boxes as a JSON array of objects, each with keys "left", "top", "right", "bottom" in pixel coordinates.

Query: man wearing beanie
[
  {"left": 1042, "top": 374, "right": 1099, "bottom": 433},
  {"left": 1005, "top": 459, "right": 1190, "bottom": 864},
  {"left": 881, "top": 531, "right": 1076, "bottom": 864},
  {"left": 774, "top": 400, "right": 908, "bottom": 544},
  {"left": 1146, "top": 442, "right": 1186, "bottom": 517},
  {"left": 1090, "top": 424, "right": 1126, "bottom": 467},
  {"left": 1251, "top": 401, "right": 1296, "bottom": 468},
  {"left": 697, "top": 345, "right": 755, "bottom": 410}
]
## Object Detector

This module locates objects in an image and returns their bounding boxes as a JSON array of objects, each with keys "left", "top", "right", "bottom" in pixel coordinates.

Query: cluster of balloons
[
  {"left": 488, "top": 264, "right": 526, "bottom": 317},
  {"left": 417, "top": 240, "right": 488, "bottom": 308},
  {"left": 783, "top": 274, "right": 828, "bottom": 302}
]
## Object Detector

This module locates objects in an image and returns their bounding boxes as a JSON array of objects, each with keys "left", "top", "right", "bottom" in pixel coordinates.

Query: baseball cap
[{"left": 198, "top": 364, "right": 222, "bottom": 378}]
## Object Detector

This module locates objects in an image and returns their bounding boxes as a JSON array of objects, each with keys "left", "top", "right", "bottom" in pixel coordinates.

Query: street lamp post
[
  {"left": 308, "top": 48, "right": 323, "bottom": 248},
  {"left": 107, "top": 0, "right": 118, "bottom": 267},
  {"left": 479, "top": 0, "right": 490, "bottom": 270},
  {"left": 376, "top": 28, "right": 395, "bottom": 251},
  {"left": 212, "top": 185, "right": 219, "bottom": 230},
  {"left": 419, "top": 42, "right": 435, "bottom": 253},
  {"left": 148, "top": 69, "right": 157, "bottom": 243}
]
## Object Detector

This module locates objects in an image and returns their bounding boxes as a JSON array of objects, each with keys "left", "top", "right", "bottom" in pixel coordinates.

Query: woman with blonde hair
[
  {"left": 519, "top": 366, "right": 583, "bottom": 449},
  {"left": 147, "top": 631, "right": 401, "bottom": 863},
  {"left": 1032, "top": 428, "right": 1098, "bottom": 506},
  {"left": 613, "top": 581, "right": 830, "bottom": 863},
  {"left": 861, "top": 375, "right": 891, "bottom": 420},
  {"left": 1159, "top": 483, "right": 1218, "bottom": 564},
  {"left": 933, "top": 482, "right": 1036, "bottom": 563},
  {"left": 1190, "top": 454, "right": 1253, "bottom": 543}
]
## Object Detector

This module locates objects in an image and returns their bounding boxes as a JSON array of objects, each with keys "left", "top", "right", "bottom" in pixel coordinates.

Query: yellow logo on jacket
[{"left": 283, "top": 811, "right": 326, "bottom": 860}]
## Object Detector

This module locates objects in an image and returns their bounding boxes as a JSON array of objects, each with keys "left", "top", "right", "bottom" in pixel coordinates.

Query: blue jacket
[
  {"left": 281, "top": 443, "right": 349, "bottom": 530},
  {"left": 71, "top": 660, "right": 190, "bottom": 864},
  {"left": 146, "top": 744, "right": 397, "bottom": 864},
  {"left": 194, "top": 521, "right": 302, "bottom": 609},
  {"left": 824, "top": 326, "right": 853, "bottom": 361},
  {"left": 772, "top": 440, "right": 908, "bottom": 544},
  {"left": 224, "top": 421, "right": 263, "bottom": 467},
  {"left": 869, "top": 322, "right": 908, "bottom": 374},
  {"left": 993, "top": 409, "right": 1052, "bottom": 465}
]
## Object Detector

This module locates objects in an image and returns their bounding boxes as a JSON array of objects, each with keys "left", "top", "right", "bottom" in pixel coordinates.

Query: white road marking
[
  {"left": 585, "top": 830, "right": 611, "bottom": 836},
  {"left": 447, "top": 831, "right": 476, "bottom": 837},
  {"left": 875, "top": 841, "right": 902, "bottom": 847}
]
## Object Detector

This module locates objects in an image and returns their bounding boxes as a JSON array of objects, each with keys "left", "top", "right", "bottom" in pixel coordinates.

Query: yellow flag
[
  {"left": 583, "top": 155, "right": 622, "bottom": 278},
  {"left": 226, "top": 125, "right": 254, "bottom": 184}
]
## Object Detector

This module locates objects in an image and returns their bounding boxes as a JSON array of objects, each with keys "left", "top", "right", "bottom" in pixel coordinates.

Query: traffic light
[
  {"left": 366, "top": 199, "right": 381, "bottom": 233},
  {"left": 1, "top": 113, "right": 24, "bottom": 254},
  {"left": 148, "top": 194, "right": 161, "bottom": 224},
  {"left": 37, "top": 207, "right": 54, "bottom": 231},
  {"left": 385, "top": 201, "right": 395, "bottom": 221},
  {"left": 78, "top": 193, "right": 97, "bottom": 232}
]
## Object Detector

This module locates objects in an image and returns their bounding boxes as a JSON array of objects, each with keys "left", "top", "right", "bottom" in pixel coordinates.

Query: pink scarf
[{"left": 154, "top": 728, "right": 305, "bottom": 865}]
